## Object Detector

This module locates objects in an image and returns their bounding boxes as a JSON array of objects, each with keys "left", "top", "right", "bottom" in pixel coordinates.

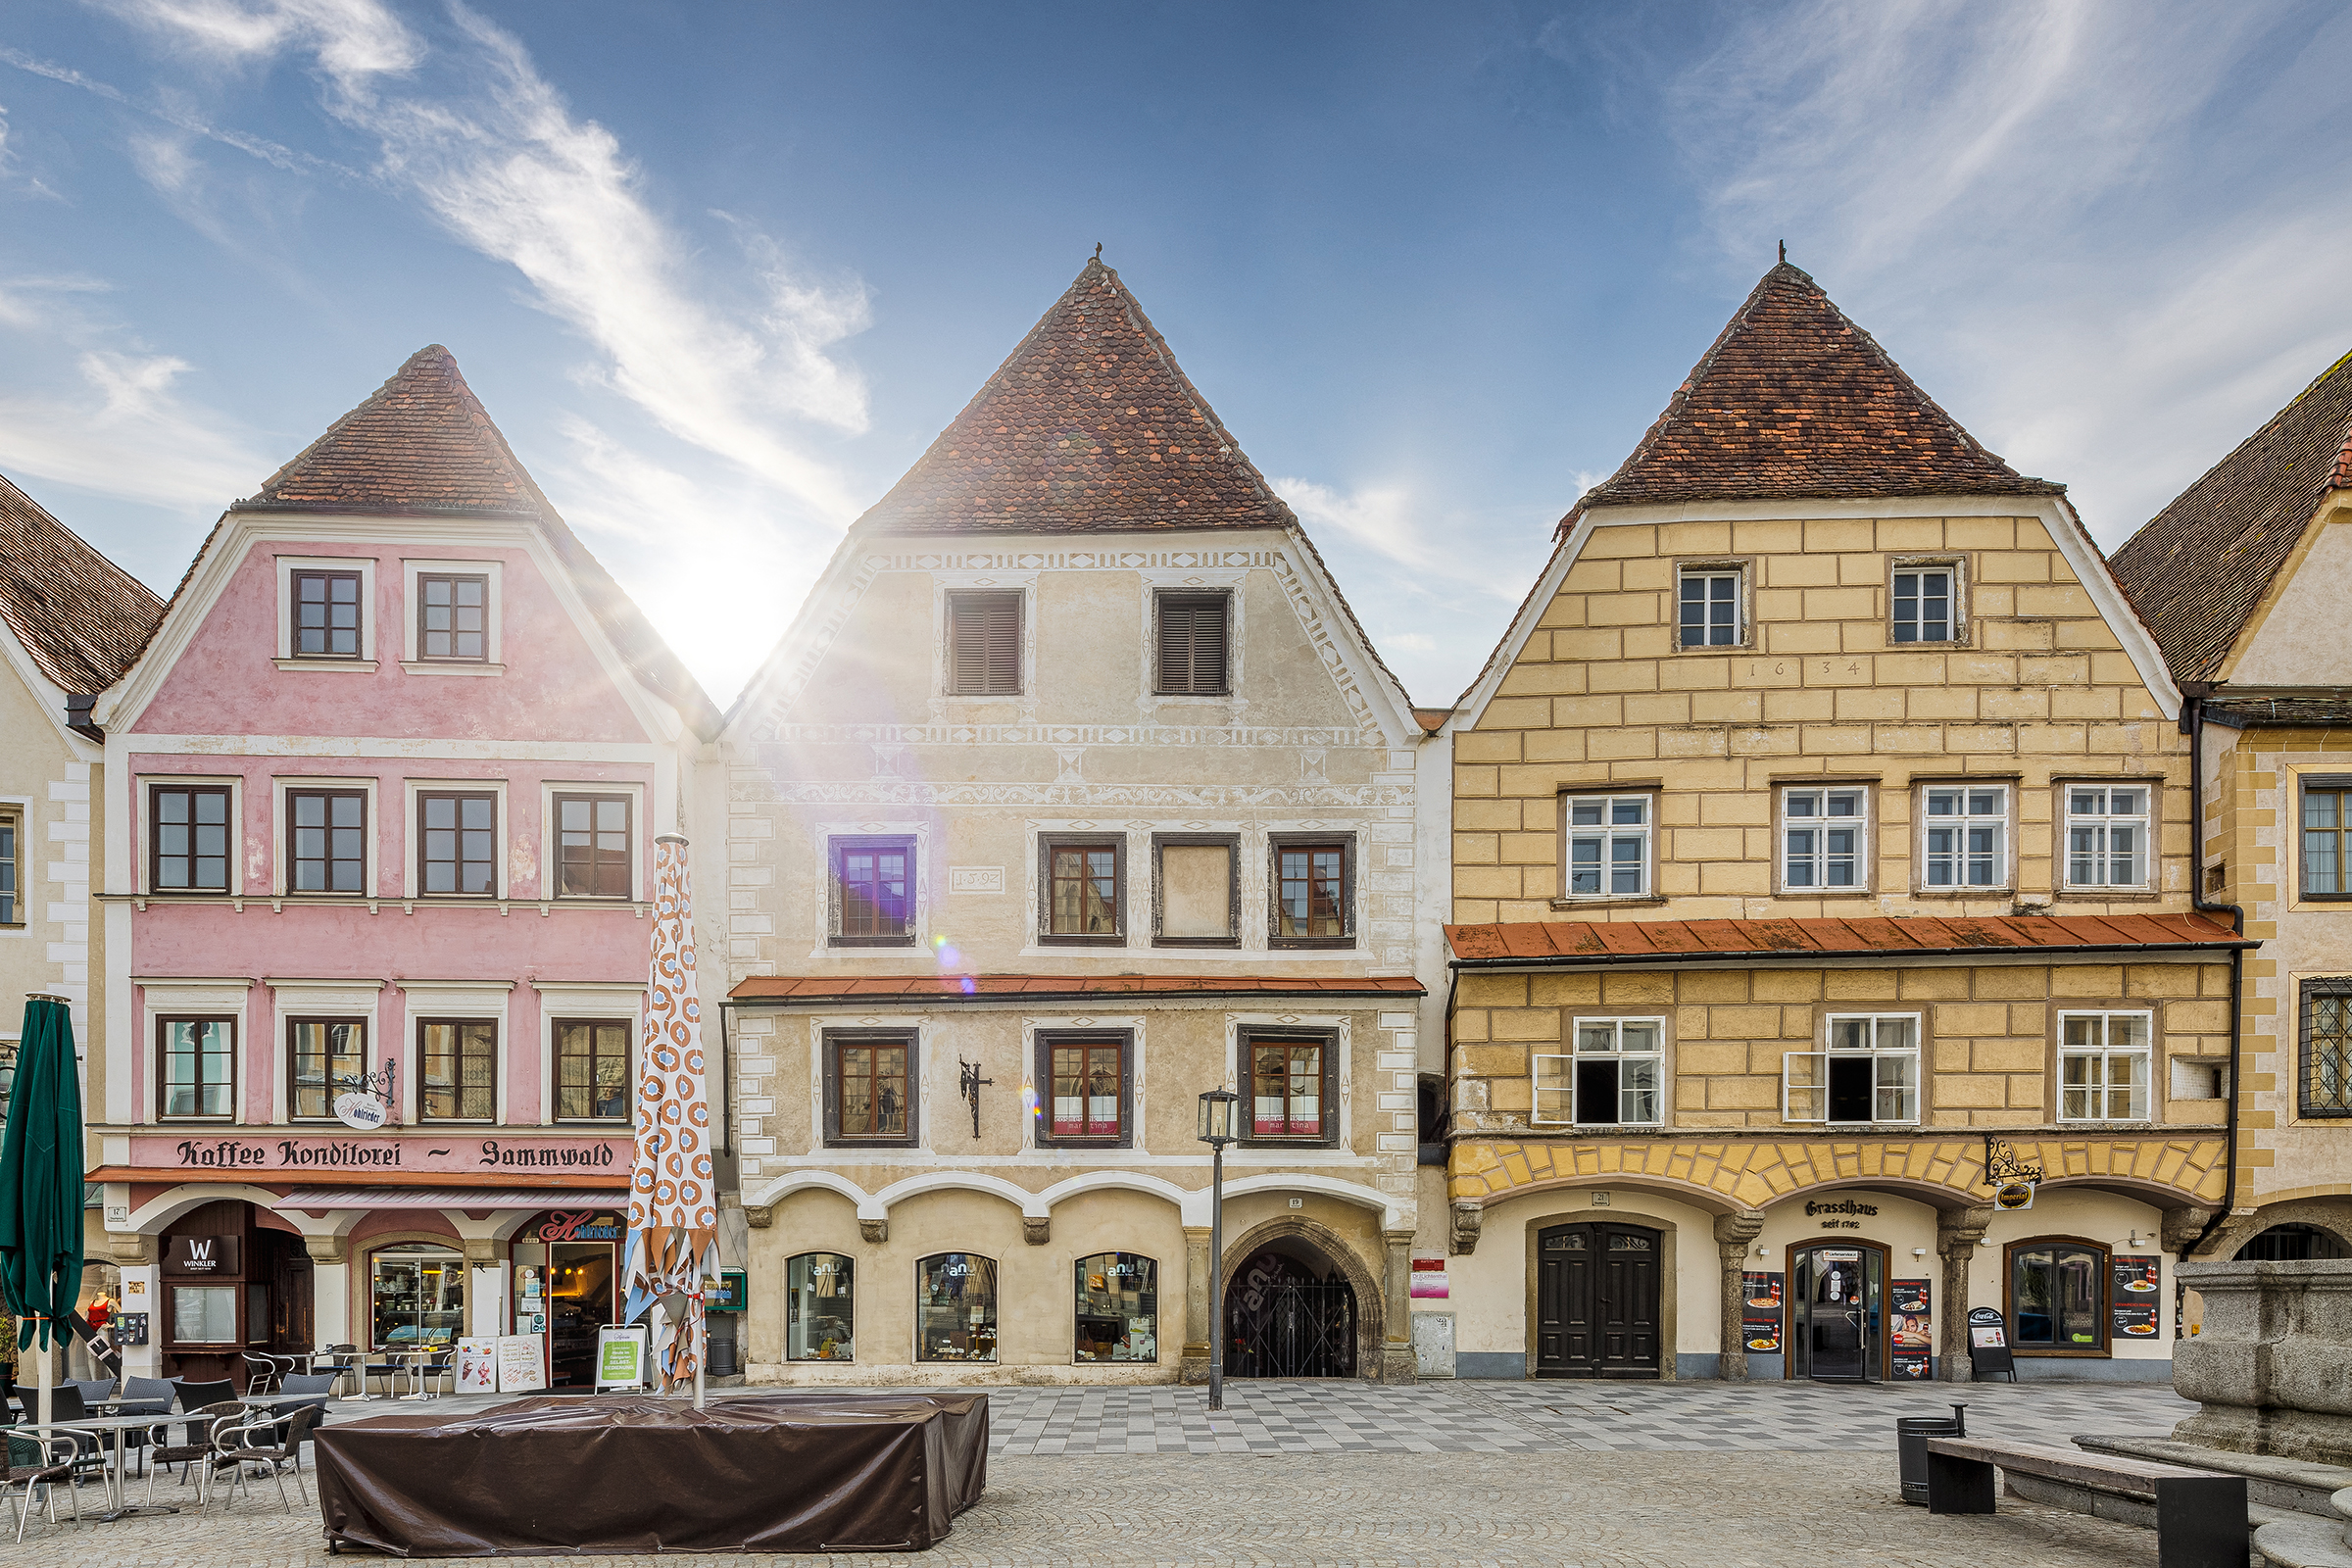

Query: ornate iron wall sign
[
  {"left": 1983, "top": 1135, "right": 2045, "bottom": 1187},
  {"left": 958, "top": 1057, "right": 993, "bottom": 1140}
]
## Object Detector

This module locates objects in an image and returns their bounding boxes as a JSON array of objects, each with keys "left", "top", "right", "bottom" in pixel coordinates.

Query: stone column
[
  {"left": 1381, "top": 1230, "right": 1418, "bottom": 1385},
  {"left": 306, "top": 1234, "right": 352, "bottom": 1350},
  {"left": 1712, "top": 1210, "right": 1766, "bottom": 1381},
  {"left": 1180, "top": 1225, "right": 1212, "bottom": 1385},
  {"left": 1935, "top": 1205, "right": 1990, "bottom": 1383}
]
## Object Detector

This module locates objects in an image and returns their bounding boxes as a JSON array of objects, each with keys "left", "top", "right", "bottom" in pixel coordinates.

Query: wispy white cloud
[
  {"left": 1660, "top": 0, "right": 2352, "bottom": 542},
  {"left": 1273, "top": 474, "right": 1434, "bottom": 573},
  {"left": 0, "top": 344, "right": 264, "bottom": 508},
  {"left": 106, "top": 0, "right": 872, "bottom": 521}
]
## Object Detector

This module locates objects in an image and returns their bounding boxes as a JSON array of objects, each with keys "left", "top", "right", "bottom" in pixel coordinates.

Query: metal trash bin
[{"left": 1896, "top": 1404, "right": 1967, "bottom": 1505}]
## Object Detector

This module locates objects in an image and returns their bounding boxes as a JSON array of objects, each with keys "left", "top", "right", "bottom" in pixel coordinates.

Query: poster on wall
[
  {"left": 2113, "top": 1255, "right": 2161, "bottom": 1342},
  {"left": 1410, "top": 1257, "right": 1448, "bottom": 1299},
  {"left": 1740, "top": 1271, "right": 1783, "bottom": 1353},
  {"left": 1890, "top": 1278, "right": 1933, "bottom": 1379},
  {"left": 496, "top": 1334, "right": 549, "bottom": 1393},
  {"left": 455, "top": 1338, "right": 498, "bottom": 1394}
]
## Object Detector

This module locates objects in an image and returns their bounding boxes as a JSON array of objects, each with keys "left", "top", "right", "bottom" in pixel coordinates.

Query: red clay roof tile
[
  {"left": 1445, "top": 912, "right": 2245, "bottom": 963},
  {"left": 1569, "top": 262, "right": 2059, "bottom": 524},
  {"left": 2110, "top": 347, "right": 2352, "bottom": 684},
  {"left": 0, "top": 471, "right": 162, "bottom": 696},
  {"left": 852, "top": 259, "right": 1295, "bottom": 537}
]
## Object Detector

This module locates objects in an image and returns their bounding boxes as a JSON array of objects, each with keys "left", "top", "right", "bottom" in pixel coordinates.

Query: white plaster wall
[{"left": 2230, "top": 521, "right": 2352, "bottom": 686}]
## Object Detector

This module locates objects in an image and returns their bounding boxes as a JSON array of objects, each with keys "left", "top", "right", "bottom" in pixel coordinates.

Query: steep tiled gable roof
[
  {"left": 1570, "top": 261, "right": 2059, "bottom": 523},
  {"left": 0, "top": 470, "right": 163, "bottom": 695},
  {"left": 203, "top": 345, "right": 723, "bottom": 738},
  {"left": 2109, "top": 349, "right": 2352, "bottom": 685},
  {"left": 854, "top": 258, "right": 1296, "bottom": 535}
]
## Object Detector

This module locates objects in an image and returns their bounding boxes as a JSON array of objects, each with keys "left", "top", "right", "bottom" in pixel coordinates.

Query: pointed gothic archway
[{"left": 1216, "top": 1216, "right": 1384, "bottom": 1381}]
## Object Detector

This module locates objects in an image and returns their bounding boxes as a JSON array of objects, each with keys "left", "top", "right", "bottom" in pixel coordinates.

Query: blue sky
[{"left": 4, "top": 2, "right": 2351, "bottom": 709}]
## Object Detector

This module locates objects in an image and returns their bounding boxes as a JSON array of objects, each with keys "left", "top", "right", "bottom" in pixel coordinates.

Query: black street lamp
[{"left": 1196, "top": 1087, "right": 1238, "bottom": 1411}]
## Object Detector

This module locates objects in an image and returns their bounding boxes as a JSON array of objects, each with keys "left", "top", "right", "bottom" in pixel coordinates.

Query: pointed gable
[
  {"left": 201, "top": 344, "right": 722, "bottom": 737},
  {"left": 855, "top": 258, "right": 1295, "bottom": 536},
  {"left": 0, "top": 470, "right": 162, "bottom": 694},
  {"left": 2110, "top": 349, "right": 2352, "bottom": 684},
  {"left": 240, "top": 344, "right": 550, "bottom": 517},
  {"left": 1573, "top": 262, "right": 2059, "bottom": 519}
]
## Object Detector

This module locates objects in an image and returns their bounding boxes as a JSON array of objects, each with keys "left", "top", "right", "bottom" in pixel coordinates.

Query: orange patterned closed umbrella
[{"left": 622, "top": 836, "right": 718, "bottom": 1402}]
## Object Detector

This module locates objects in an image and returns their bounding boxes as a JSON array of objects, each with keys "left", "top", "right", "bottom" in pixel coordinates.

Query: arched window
[
  {"left": 786, "top": 1252, "right": 856, "bottom": 1361},
  {"left": 915, "top": 1253, "right": 997, "bottom": 1363},
  {"left": 370, "top": 1244, "right": 464, "bottom": 1349},
  {"left": 1074, "top": 1253, "right": 1157, "bottom": 1363},
  {"left": 2235, "top": 1224, "right": 2350, "bottom": 1261}
]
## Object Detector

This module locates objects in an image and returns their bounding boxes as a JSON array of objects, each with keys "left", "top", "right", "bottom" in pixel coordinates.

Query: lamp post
[{"left": 1196, "top": 1087, "right": 1238, "bottom": 1411}]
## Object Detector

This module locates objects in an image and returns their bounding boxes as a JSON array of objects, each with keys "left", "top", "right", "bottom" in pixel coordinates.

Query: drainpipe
[{"left": 2180, "top": 687, "right": 2245, "bottom": 1264}]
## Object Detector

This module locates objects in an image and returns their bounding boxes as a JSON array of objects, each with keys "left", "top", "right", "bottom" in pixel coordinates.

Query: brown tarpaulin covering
[{"left": 314, "top": 1392, "right": 989, "bottom": 1556}]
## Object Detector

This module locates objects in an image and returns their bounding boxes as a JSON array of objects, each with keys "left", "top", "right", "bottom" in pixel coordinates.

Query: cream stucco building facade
[{"left": 710, "top": 261, "right": 1450, "bottom": 1385}]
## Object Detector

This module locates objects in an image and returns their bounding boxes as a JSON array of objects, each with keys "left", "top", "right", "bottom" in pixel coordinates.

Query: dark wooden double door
[{"left": 1536, "top": 1222, "right": 1661, "bottom": 1378}]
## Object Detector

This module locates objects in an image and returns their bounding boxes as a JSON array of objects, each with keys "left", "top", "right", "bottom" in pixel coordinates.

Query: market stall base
[{"left": 314, "top": 1391, "right": 988, "bottom": 1556}]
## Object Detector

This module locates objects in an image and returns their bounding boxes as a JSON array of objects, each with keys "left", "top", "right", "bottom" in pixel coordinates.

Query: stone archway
[
  {"left": 1218, "top": 1216, "right": 1385, "bottom": 1382},
  {"left": 2205, "top": 1200, "right": 2352, "bottom": 1262}
]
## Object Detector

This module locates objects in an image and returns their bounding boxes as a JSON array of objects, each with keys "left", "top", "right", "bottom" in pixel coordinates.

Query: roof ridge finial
[
  {"left": 1779, "top": 239, "right": 1787, "bottom": 265},
  {"left": 1094, "top": 242, "right": 1102, "bottom": 261}
]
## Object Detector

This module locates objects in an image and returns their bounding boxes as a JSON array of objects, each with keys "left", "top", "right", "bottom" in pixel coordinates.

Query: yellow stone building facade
[{"left": 1434, "top": 263, "right": 2243, "bottom": 1383}]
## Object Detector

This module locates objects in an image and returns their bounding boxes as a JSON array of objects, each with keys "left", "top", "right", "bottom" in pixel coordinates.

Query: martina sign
[{"left": 133, "top": 1135, "right": 633, "bottom": 1174}]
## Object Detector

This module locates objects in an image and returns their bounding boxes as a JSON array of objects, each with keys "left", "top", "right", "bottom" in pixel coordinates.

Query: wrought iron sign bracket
[
  {"left": 335, "top": 1056, "right": 400, "bottom": 1125},
  {"left": 958, "top": 1057, "right": 993, "bottom": 1140},
  {"left": 1983, "top": 1134, "right": 2044, "bottom": 1187}
]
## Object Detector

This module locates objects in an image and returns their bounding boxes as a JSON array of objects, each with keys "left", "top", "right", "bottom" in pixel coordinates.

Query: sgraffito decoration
[{"left": 623, "top": 835, "right": 718, "bottom": 1393}]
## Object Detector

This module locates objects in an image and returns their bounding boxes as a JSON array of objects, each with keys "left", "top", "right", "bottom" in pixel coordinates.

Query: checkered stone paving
[{"left": 16, "top": 1381, "right": 2205, "bottom": 1567}]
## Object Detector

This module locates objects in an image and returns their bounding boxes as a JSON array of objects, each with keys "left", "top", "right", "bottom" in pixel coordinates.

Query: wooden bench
[{"left": 1926, "top": 1437, "right": 2248, "bottom": 1568}]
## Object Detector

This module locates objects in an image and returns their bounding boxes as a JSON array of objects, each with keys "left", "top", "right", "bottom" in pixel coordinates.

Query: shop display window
[
  {"left": 786, "top": 1252, "right": 855, "bottom": 1361},
  {"left": 915, "top": 1253, "right": 997, "bottom": 1363},
  {"left": 1073, "top": 1253, "right": 1156, "bottom": 1364},
  {"left": 2009, "top": 1240, "right": 2107, "bottom": 1352},
  {"left": 371, "top": 1244, "right": 465, "bottom": 1349},
  {"left": 172, "top": 1284, "right": 238, "bottom": 1344}
]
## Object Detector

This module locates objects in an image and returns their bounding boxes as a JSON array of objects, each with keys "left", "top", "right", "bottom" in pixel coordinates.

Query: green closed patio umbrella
[{"left": 0, "top": 995, "right": 83, "bottom": 1426}]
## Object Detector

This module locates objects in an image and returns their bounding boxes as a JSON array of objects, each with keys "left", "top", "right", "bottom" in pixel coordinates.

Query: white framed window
[
  {"left": 1786, "top": 1014, "right": 1919, "bottom": 1125},
  {"left": 1889, "top": 561, "right": 1963, "bottom": 644},
  {"left": 272, "top": 555, "right": 378, "bottom": 670},
  {"left": 400, "top": 558, "right": 505, "bottom": 675},
  {"left": 2063, "top": 785, "right": 2150, "bottom": 891},
  {"left": 2060, "top": 1010, "right": 2151, "bottom": 1122},
  {"left": 1534, "top": 1017, "right": 1664, "bottom": 1127},
  {"left": 1562, "top": 794, "right": 1651, "bottom": 899},
  {"left": 1782, "top": 787, "right": 1868, "bottom": 892},
  {"left": 1920, "top": 783, "right": 2009, "bottom": 889},
  {"left": 1677, "top": 566, "right": 1743, "bottom": 648}
]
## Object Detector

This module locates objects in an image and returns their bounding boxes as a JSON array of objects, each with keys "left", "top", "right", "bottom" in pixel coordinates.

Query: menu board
[
  {"left": 1890, "top": 1278, "right": 1933, "bottom": 1379},
  {"left": 2112, "top": 1255, "right": 2161, "bottom": 1342},
  {"left": 1740, "top": 1270, "right": 1784, "bottom": 1354},
  {"left": 456, "top": 1337, "right": 498, "bottom": 1394},
  {"left": 496, "top": 1334, "right": 548, "bottom": 1393},
  {"left": 1967, "top": 1305, "right": 2015, "bottom": 1379}
]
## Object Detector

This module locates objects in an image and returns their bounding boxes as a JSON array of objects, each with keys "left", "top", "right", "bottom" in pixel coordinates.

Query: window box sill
[
  {"left": 1239, "top": 1140, "right": 1340, "bottom": 1152},
  {"left": 2054, "top": 889, "right": 2159, "bottom": 901},
  {"left": 1270, "top": 937, "right": 1355, "bottom": 951},
  {"left": 1153, "top": 937, "right": 1243, "bottom": 949},
  {"left": 829, "top": 936, "right": 919, "bottom": 949},
  {"left": 1038, "top": 935, "right": 1128, "bottom": 947},
  {"left": 1906, "top": 888, "right": 2017, "bottom": 900},
  {"left": 823, "top": 1141, "right": 919, "bottom": 1152},
  {"left": 273, "top": 658, "right": 378, "bottom": 673},
  {"left": 1548, "top": 896, "right": 1667, "bottom": 910},
  {"left": 401, "top": 661, "right": 506, "bottom": 677}
]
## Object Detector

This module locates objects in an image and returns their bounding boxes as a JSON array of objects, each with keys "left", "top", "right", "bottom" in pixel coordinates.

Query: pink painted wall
[
  {"left": 135, "top": 540, "right": 644, "bottom": 743},
  {"left": 126, "top": 525, "right": 669, "bottom": 1140}
]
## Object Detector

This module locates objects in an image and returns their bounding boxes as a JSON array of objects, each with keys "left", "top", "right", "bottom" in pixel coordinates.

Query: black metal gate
[{"left": 1228, "top": 1256, "right": 1355, "bottom": 1378}]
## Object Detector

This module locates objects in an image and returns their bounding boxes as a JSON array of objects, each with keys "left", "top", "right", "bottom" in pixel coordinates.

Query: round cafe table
[{"left": 43, "top": 1413, "right": 178, "bottom": 1521}]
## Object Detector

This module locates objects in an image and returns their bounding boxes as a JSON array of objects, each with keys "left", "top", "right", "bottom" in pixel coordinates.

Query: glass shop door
[{"left": 1789, "top": 1244, "right": 1882, "bottom": 1382}]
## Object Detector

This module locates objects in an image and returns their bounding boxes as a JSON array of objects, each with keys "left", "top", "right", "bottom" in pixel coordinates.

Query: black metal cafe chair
[
  {"left": 4, "top": 1428, "right": 84, "bottom": 1542},
  {"left": 201, "top": 1404, "right": 319, "bottom": 1514},
  {"left": 141, "top": 1400, "right": 244, "bottom": 1507}
]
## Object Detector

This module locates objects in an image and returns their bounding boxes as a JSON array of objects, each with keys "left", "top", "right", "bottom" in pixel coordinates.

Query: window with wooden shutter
[
  {"left": 946, "top": 591, "right": 1022, "bottom": 696},
  {"left": 1154, "top": 592, "right": 1229, "bottom": 695}
]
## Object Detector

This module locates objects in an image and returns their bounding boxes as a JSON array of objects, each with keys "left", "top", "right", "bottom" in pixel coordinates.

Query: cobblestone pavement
[{"left": 11, "top": 1382, "right": 2202, "bottom": 1567}]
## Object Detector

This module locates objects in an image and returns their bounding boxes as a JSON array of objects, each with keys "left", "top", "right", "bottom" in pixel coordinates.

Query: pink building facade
[{"left": 87, "top": 348, "right": 716, "bottom": 1390}]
